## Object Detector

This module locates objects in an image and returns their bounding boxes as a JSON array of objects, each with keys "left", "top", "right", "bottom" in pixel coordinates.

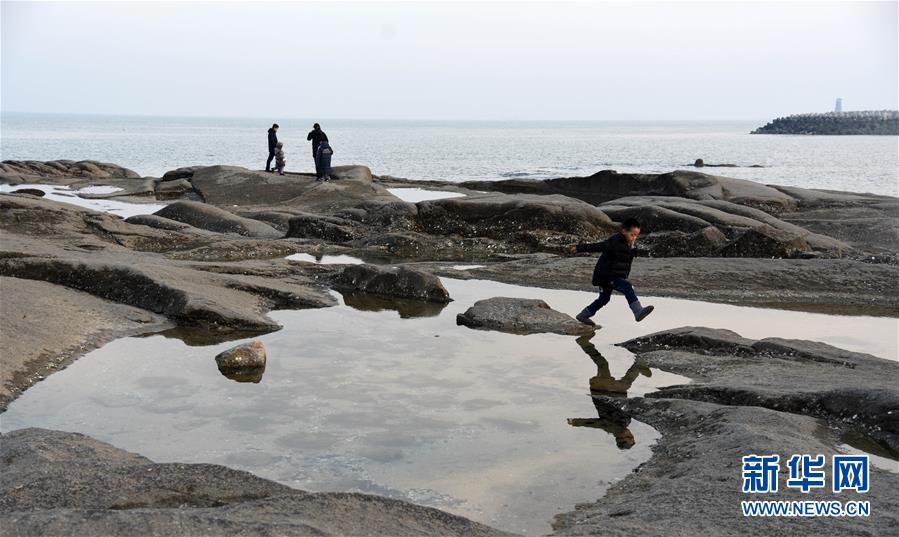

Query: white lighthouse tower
[{"left": 834, "top": 97, "right": 843, "bottom": 113}]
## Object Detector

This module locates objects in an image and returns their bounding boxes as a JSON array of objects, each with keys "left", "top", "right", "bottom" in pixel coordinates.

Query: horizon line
[{"left": 1, "top": 110, "right": 782, "bottom": 123}]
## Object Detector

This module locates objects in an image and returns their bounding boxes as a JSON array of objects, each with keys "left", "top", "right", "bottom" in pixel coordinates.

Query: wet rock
[
  {"left": 718, "top": 225, "right": 811, "bottom": 258},
  {"left": 601, "top": 204, "right": 711, "bottom": 233},
  {"left": 620, "top": 326, "right": 758, "bottom": 355},
  {"left": 8, "top": 188, "right": 45, "bottom": 197},
  {"left": 417, "top": 193, "right": 616, "bottom": 240},
  {"left": 0, "top": 428, "right": 512, "bottom": 537},
  {"left": 456, "top": 297, "right": 595, "bottom": 336},
  {"left": 215, "top": 341, "right": 266, "bottom": 383},
  {"left": 635, "top": 226, "right": 728, "bottom": 257},
  {"left": 287, "top": 214, "right": 359, "bottom": 242},
  {"left": 336, "top": 199, "right": 419, "bottom": 229},
  {"left": 331, "top": 264, "right": 451, "bottom": 303},
  {"left": 340, "top": 291, "right": 449, "bottom": 318},
  {"left": 154, "top": 178, "right": 195, "bottom": 199},
  {"left": 160, "top": 165, "right": 203, "bottom": 182},
  {"left": 154, "top": 201, "right": 282, "bottom": 239}
]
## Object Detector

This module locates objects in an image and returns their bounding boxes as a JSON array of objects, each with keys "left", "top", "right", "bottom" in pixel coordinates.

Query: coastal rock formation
[
  {"left": 752, "top": 110, "right": 899, "bottom": 135},
  {"left": 154, "top": 201, "right": 283, "bottom": 239},
  {"left": 456, "top": 297, "right": 595, "bottom": 336},
  {"left": 619, "top": 327, "right": 899, "bottom": 450},
  {"left": 0, "top": 428, "right": 514, "bottom": 537},
  {"left": 551, "top": 328, "right": 899, "bottom": 536},
  {"left": 0, "top": 160, "right": 141, "bottom": 180},
  {"left": 417, "top": 193, "right": 616, "bottom": 240},
  {"left": 183, "top": 165, "right": 396, "bottom": 212},
  {"left": 331, "top": 264, "right": 451, "bottom": 303},
  {"left": 459, "top": 169, "right": 798, "bottom": 212}
]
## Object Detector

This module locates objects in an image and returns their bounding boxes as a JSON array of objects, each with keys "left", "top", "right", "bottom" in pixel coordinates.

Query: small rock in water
[
  {"left": 215, "top": 340, "right": 267, "bottom": 383},
  {"left": 456, "top": 297, "right": 596, "bottom": 336}
]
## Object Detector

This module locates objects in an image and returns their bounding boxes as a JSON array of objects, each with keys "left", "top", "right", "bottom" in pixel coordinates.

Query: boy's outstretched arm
[{"left": 569, "top": 241, "right": 608, "bottom": 255}]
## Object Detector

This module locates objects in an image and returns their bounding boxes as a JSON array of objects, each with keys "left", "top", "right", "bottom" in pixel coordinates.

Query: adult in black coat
[
  {"left": 568, "top": 218, "right": 654, "bottom": 324},
  {"left": 265, "top": 123, "right": 279, "bottom": 172},
  {"left": 307, "top": 123, "right": 328, "bottom": 160}
]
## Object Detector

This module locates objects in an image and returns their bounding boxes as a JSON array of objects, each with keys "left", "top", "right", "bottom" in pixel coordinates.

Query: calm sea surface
[{"left": 2, "top": 113, "right": 897, "bottom": 196}]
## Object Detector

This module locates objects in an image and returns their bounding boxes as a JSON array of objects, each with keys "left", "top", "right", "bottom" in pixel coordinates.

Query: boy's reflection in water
[{"left": 568, "top": 335, "right": 652, "bottom": 449}]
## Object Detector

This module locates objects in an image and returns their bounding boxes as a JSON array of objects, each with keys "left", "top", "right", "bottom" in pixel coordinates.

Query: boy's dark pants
[
  {"left": 266, "top": 150, "right": 275, "bottom": 171},
  {"left": 585, "top": 277, "right": 638, "bottom": 316}
]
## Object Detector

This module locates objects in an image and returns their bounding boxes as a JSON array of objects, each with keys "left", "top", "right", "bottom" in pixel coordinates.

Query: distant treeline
[{"left": 751, "top": 110, "right": 899, "bottom": 135}]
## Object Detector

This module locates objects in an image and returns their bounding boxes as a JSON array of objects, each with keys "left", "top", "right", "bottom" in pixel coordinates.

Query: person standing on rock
[
  {"left": 307, "top": 123, "right": 329, "bottom": 172},
  {"left": 315, "top": 140, "right": 334, "bottom": 182},
  {"left": 266, "top": 123, "right": 279, "bottom": 172},
  {"left": 567, "top": 218, "right": 654, "bottom": 325}
]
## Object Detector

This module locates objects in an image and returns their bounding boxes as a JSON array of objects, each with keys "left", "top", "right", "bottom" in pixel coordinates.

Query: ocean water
[{"left": 1, "top": 113, "right": 897, "bottom": 196}]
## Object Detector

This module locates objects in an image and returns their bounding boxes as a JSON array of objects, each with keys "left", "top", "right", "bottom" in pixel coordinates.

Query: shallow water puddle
[
  {"left": 285, "top": 253, "right": 366, "bottom": 264},
  {"left": 387, "top": 187, "right": 466, "bottom": 202},
  {"left": 2, "top": 278, "right": 896, "bottom": 535},
  {"left": 0, "top": 183, "right": 165, "bottom": 217}
]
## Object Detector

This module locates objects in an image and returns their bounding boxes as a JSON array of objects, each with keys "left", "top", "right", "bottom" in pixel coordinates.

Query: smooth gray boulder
[
  {"left": 331, "top": 264, "right": 451, "bottom": 303},
  {"left": 417, "top": 193, "right": 616, "bottom": 240},
  {"left": 154, "top": 200, "right": 282, "bottom": 238},
  {"left": 456, "top": 297, "right": 595, "bottom": 336}
]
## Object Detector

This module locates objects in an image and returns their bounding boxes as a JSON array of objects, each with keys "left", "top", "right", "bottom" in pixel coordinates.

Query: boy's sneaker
[
  {"left": 634, "top": 305, "right": 655, "bottom": 322},
  {"left": 575, "top": 310, "right": 596, "bottom": 326}
]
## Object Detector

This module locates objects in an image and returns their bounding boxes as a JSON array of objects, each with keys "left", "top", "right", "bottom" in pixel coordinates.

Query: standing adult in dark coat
[
  {"left": 307, "top": 123, "right": 328, "bottom": 172},
  {"left": 266, "top": 123, "right": 279, "bottom": 172}
]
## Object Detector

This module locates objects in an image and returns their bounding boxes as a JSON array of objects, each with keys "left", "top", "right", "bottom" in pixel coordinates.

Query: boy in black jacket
[{"left": 567, "top": 218, "right": 654, "bottom": 325}]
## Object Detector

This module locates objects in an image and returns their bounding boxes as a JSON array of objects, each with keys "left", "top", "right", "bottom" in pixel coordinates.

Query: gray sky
[{"left": 2, "top": 1, "right": 896, "bottom": 120}]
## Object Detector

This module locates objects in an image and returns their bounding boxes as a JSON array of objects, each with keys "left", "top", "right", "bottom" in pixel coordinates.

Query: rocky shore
[{"left": 1, "top": 159, "right": 897, "bottom": 535}]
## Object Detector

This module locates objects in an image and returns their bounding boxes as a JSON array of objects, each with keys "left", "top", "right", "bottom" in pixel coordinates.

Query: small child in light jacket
[{"left": 274, "top": 142, "right": 286, "bottom": 176}]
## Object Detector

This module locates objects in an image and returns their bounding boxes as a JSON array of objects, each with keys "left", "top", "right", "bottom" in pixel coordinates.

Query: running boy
[{"left": 568, "top": 218, "right": 654, "bottom": 325}]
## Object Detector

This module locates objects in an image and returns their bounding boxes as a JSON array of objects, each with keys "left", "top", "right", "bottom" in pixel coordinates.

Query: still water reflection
[{"left": 2, "top": 277, "right": 895, "bottom": 534}]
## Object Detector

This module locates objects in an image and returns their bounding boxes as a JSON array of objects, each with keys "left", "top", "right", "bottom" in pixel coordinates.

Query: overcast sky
[{"left": 2, "top": 1, "right": 896, "bottom": 120}]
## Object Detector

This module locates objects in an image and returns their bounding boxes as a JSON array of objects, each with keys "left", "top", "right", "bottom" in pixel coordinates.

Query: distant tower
[{"left": 835, "top": 98, "right": 843, "bottom": 113}]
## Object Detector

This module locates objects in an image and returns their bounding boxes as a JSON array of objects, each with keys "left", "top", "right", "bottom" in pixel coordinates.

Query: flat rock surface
[
  {"left": 0, "top": 428, "right": 515, "bottom": 537},
  {"left": 0, "top": 277, "right": 170, "bottom": 411},
  {"left": 456, "top": 297, "right": 595, "bottom": 336}
]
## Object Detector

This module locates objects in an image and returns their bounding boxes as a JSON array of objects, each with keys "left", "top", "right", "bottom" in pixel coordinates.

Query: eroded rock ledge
[{"left": 551, "top": 327, "right": 899, "bottom": 536}]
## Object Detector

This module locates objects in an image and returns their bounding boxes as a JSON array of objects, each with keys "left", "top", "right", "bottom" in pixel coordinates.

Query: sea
[{"left": 2, "top": 112, "right": 897, "bottom": 196}]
